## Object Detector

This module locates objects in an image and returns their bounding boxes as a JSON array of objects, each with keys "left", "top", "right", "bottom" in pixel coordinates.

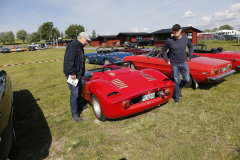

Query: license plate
[{"left": 142, "top": 92, "right": 155, "bottom": 102}]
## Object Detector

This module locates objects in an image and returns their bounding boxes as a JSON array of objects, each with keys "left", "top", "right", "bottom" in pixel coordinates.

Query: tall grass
[{"left": 1, "top": 47, "right": 239, "bottom": 160}]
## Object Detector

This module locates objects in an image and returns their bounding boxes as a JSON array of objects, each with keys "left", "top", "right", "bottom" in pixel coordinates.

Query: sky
[{"left": 0, "top": 0, "right": 240, "bottom": 37}]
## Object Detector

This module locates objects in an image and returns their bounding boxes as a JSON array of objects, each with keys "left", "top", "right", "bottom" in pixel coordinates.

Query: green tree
[
  {"left": 203, "top": 29, "right": 211, "bottom": 33},
  {"left": 51, "top": 27, "right": 60, "bottom": 40},
  {"left": 5, "top": 31, "right": 15, "bottom": 44},
  {"left": 16, "top": 29, "right": 27, "bottom": 43},
  {"left": 26, "top": 32, "right": 40, "bottom": 43},
  {"left": 65, "top": 24, "right": 85, "bottom": 39},
  {"left": 0, "top": 32, "right": 7, "bottom": 44},
  {"left": 212, "top": 28, "right": 218, "bottom": 32},
  {"left": 92, "top": 30, "right": 96, "bottom": 38},
  {"left": 219, "top": 25, "right": 233, "bottom": 30},
  {"left": 38, "top": 22, "right": 54, "bottom": 40}
]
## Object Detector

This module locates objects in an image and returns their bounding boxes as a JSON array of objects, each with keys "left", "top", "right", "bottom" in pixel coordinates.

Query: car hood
[{"left": 101, "top": 68, "right": 172, "bottom": 100}]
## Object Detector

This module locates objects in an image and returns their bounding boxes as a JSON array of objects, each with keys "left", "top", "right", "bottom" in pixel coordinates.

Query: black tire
[
  {"left": 179, "top": 73, "right": 192, "bottom": 88},
  {"left": 184, "top": 76, "right": 193, "bottom": 88},
  {"left": 85, "top": 57, "right": 90, "bottom": 64},
  {"left": 130, "top": 62, "right": 136, "bottom": 69},
  {"left": 104, "top": 59, "right": 110, "bottom": 65},
  {"left": 91, "top": 95, "right": 106, "bottom": 121}
]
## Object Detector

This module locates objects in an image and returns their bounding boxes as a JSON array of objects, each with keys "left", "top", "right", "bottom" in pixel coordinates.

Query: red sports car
[
  {"left": 81, "top": 62, "right": 175, "bottom": 121},
  {"left": 123, "top": 46, "right": 236, "bottom": 88},
  {"left": 194, "top": 44, "right": 240, "bottom": 71}
]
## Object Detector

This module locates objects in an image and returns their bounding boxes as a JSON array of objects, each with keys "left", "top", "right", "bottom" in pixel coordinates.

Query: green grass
[{"left": 1, "top": 45, "right": 239, "bottom": 160}]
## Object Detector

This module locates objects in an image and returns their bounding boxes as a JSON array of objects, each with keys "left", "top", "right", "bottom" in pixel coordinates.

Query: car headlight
[{"left": 211, "top": 69, "right": 220, "bottom": 76}]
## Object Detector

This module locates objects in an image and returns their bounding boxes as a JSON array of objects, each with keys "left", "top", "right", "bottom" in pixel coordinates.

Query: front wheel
[
  {"left": 104, "top": 59, "right": 110, "bottom": 65},
  {"left": 91, "top": 95, "right": 106, "bottom": 121},
  {"left": 85, "top": 57, "right": 90, "bottom": 64}
]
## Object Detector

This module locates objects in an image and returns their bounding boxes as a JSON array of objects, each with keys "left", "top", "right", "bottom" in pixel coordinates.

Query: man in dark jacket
[
  {"left": 64, "top": 32, "right": 91, "bottom": 122},
  {"left": 162, "top": 24, "right": 193, "bottom": 104}
]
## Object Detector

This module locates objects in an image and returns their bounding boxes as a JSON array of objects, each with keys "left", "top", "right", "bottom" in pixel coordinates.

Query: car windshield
[{"left": 146, "top": 46, "right": 162, "bottom": 57}]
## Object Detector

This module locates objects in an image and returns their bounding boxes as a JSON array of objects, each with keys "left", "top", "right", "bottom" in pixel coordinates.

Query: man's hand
[
  {"left": 167, "top": 61, "right": 171, "bottom": 65},
  {"left": 187, "top": 57, "right": 191, "bottom": 62},
  {"left": 71, "top": 75, "right": 76, "bottom": 80}
]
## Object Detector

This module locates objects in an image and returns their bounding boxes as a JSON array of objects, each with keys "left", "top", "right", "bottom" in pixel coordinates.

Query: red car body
[
  {"left": 193, "top": 44, "right": 240, "bottom": 71},
  {"left": 123, "top": 46, "right": 236, "bottom": 88},
  {"left": 81, "top": 63, "right": 175, "bottom": 121}
]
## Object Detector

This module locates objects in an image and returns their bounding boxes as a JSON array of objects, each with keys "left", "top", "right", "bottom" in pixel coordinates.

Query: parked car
[
  {"left": 123, "top": 46, "right": 236, "bottom": 88},
  {"left": 194, "top": 44, "right": 240, "bottom": 71},
  {"left": 21, "top": 46, "right": 27, "bottom": 51},
  {"left": 0, "top": 70, "right": 17, "bottom": 159},
  {"left": 211, "top": 35, "right": 225, "bottom": 40},
  {"left": 81, "top": 62, "right": 175, "bottom": 121},
  {"left": 223, "top": 35, "right": 239, "bottom": 40},
  {"left": 117, "top": 46, "right": 151, "bottom": 55},
  {"left": 127, "top": 39, "right": 154, "bottom": 48},
  {"left": 85, "top": 47, "right": 132, "bottom": 65},
  {"left": 10, "top": 47, "right": 22, "bottom": 52},
  {"left": 28, "top": 46, "right": 37, "bottom": 51},
  {"left": 0, "top": 48, "right": 11, "bottom": 53}
]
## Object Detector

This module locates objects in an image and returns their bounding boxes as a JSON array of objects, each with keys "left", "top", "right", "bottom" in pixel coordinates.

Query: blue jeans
[
  {"left": 171, "top": 62, "right": 190, "bottom": 98},
  {"left": 66, "top": 77, "right": 84, "bottom": 117}
]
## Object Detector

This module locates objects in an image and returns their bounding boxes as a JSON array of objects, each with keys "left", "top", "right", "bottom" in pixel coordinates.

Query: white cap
[{"left": 79, "top": 32, "right": 91, "bottom": 41}]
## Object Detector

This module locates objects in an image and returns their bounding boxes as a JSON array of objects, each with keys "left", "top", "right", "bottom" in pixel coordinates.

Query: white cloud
[
  {"left": 183, "top": 10, "right": 196, "bottom": 18},
  {"left": 130, "top": 27, "right": 151, "bottom": 33},
  {"left": 194, "top": 3, "right": 240, "bottom": 29}
]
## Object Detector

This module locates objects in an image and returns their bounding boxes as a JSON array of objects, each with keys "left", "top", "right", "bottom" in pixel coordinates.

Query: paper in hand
[{"left": 67, "top": 75, "right": 79, "bottom": 87}]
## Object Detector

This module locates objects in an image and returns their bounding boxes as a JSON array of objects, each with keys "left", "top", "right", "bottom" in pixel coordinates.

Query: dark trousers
[
  {"left": 171, "top": 62, "right": 190, "bottom": 98},
  {"left": 66, "top": 77, "right": 84, "bottom": 117}
]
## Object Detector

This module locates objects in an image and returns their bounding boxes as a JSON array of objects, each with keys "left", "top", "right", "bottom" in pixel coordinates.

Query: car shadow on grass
[
  {"left": 197, "top": 81, "right": 224, "bottom": 90},
  {"left": 12, "top": 89, "right": 52, "bottom": 160},
  {"left": 108, "top": 101, "right": 168, "bottom": 122}
]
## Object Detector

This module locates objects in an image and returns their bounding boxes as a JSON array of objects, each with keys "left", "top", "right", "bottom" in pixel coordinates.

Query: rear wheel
[{"left": 91, "top": 95, "right": 106, "bottom": 121}]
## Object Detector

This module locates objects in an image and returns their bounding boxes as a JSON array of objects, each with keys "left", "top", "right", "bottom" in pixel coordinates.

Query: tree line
[
  {"left": 203, "top": 24, "right": 235, "bottom": 33},
  {"left": 0, "top": 22, "right": 97, "bottom": 45}
]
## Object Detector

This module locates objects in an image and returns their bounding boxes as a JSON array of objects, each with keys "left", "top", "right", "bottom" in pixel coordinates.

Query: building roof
[
  {"left": 118, "top": 32, "right": 151, "bottom": 36},
  {"left": 98, "top": 35, "right": 118, "bottom": 38},
  {"left": 151, "top": 26, "right": 202, "bottom": 35}
]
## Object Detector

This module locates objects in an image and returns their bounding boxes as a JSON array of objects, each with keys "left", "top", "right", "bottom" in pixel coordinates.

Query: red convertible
[
  {"left": 194, "top": 44, "right": 240, "bottom": 71},
  {"left": 123, "top": 46, "right": 236, "bottom": 88},
  {"left": 81, "top": 62, "right": 175, "bottom": 121}
]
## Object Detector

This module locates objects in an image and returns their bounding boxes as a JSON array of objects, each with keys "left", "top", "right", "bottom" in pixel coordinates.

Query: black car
[
  {"left": 1, "top": 48, "right": 11, "bottom": 53},
  {"left": 0, "top": 70, "right": 17, "bottom": 159},
  {"left": 224, "top": 35, "right": 239, "bottom": 40},
  {"left": 28, "top": 46, "right": 37, "bottom": 51},
  {"left": 125, "top": 39, "right": 154, "bottom": 49}
]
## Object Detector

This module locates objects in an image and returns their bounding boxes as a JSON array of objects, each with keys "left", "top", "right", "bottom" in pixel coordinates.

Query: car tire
[
  {"left": 104, "top": 59, "right": 110, "bottom": 65},
  {"left": 91, "top": 95, "right": 106, "bottom": 121},
  {"left": 179, "top": 73, "right": 193, "bottom": 88},
  {"left": 85, "top": 57, "right": 90, "bottom": 64},
  {"left": 130, "top": 62, "right": 136, "bottom": 69}
]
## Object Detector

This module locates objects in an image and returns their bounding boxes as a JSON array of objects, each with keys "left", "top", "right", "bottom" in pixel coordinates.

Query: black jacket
[{"left": 63, "top": 39, "right": 85, "bottom": 79}]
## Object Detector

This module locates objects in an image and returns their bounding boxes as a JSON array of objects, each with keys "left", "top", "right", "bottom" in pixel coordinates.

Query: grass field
[{"left": 1, "top": 44, "right": 240, "bottom": 160}]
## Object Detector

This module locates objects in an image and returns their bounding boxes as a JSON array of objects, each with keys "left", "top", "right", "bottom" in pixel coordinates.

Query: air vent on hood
[
  {"left": 140, "top": 73, "right": 156, "bottom": 81},
  {"left": 111, "top": 79, "right": 128, "bottom": 89}
]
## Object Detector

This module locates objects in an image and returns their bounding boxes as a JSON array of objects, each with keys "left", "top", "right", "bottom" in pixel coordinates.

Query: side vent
[
  {"left": 162, "top": 78, "right": 170, "bottom": 82},
  {"left": 107, "top": 92, "right": 120, "bottom": 97}
]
